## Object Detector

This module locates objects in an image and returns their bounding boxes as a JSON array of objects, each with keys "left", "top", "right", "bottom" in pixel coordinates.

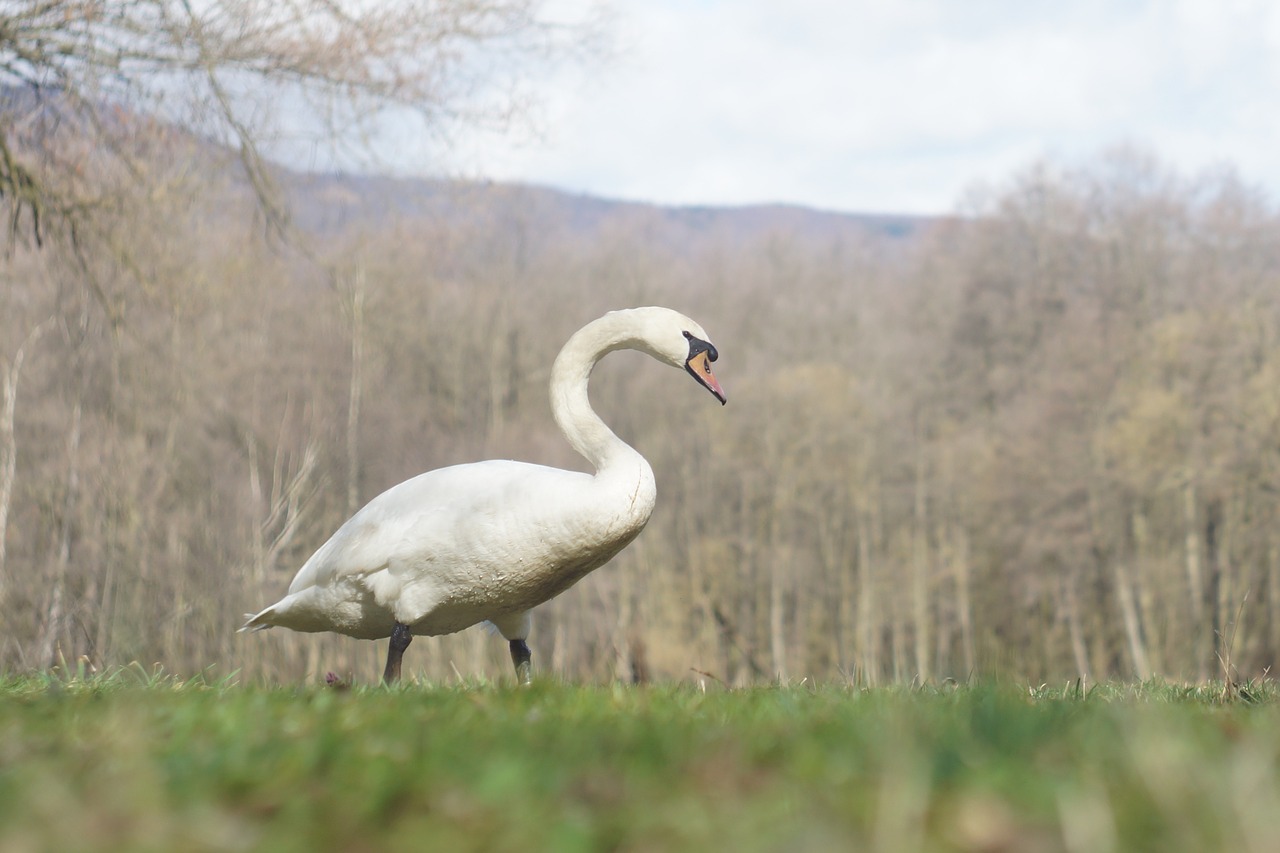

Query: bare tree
[
  {"left": 0, "top": 0, "right": 602, "bottom": 242},
  {"left": 6, "top": 135, "right": 1280, "bottom": 684}
]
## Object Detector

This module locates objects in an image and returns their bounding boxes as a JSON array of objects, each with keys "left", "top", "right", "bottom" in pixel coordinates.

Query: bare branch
[{"left": 0, "top": 0, "right": 601, "bottom": 245}]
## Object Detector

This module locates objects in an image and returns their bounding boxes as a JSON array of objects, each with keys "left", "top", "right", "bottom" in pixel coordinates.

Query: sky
[{"left": 421, "top": 1, "right": 1280, "bottom": 216}]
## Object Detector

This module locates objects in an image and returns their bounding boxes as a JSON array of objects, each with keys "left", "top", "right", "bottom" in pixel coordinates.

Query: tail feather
[{"left": 238, "top": 609, "right": 275, "bottom": 633}]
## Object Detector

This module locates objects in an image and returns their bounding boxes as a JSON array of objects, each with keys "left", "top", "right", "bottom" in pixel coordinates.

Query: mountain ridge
[{"left": 281, "top": 169, "right": 934, "bottom": 249}]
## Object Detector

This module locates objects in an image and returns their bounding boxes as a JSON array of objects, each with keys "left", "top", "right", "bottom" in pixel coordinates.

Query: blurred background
[{"left": 2, "top": 1, "right": 1279, "bottom": 685}]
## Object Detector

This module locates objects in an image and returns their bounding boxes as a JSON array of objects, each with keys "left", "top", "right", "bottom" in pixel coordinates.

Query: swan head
[
  {"left": 681, "top": 329, "right": 726, "bottom": 405},
  {"left": 616, "top": 307, "right": 727, "bottom": 405}
]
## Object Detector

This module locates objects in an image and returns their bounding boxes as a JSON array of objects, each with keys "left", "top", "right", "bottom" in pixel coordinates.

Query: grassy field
[{"left": 2, "top": 669, "right": 1280, "bottom": 852}]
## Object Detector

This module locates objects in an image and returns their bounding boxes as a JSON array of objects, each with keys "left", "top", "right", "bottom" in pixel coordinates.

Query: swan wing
[
  {"left": 286, "top": 459, "right": 591, "bottom": 596},
  {"left": 250, "top": 459, "right": 615, "bottom": 637}
]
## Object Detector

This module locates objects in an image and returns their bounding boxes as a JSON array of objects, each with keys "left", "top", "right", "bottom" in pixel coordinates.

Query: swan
[{"left": 241, "top": 306, "right": 726, "bottom": 684}]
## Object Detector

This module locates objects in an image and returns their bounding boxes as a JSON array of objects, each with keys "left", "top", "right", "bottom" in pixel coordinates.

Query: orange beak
[{"left": 686, "top": 349, "right": 726, "bottom": 404}]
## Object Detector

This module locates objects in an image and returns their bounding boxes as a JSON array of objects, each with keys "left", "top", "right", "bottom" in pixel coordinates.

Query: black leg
[
  {"left": 509, "top": 638, "right": 532, "bottom": 685},
  {"left": 383, "top": 621, "right": 413, "bottom": 684}
]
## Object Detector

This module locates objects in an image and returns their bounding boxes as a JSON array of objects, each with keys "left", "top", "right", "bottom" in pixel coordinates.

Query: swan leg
[
  {"left": 383, "top": 621, "right": 413, "bottom": 684},
  {"left": 509, "top": 639, "right": 532, "bottom": 685}
]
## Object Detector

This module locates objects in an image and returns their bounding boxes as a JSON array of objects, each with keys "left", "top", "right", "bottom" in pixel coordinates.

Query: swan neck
[{"left": 550, "top": 314, "right": 644, "bottom": 472}]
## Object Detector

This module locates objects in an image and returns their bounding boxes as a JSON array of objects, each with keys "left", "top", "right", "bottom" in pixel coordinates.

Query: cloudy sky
[{"left": 440, "top": 0, "right": 1280, "bottom": 215}]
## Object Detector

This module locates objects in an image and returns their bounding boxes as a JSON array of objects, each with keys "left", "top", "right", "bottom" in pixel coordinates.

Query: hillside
[{"left": 281, "top": 170, "right": 930, "bottom": 251}]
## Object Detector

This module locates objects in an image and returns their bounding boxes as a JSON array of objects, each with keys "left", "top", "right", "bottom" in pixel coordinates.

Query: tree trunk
[
  {"left": 1268, "top": 540, "right": 1280, "bottom": 667},
  {"left": 768, "top": 480, "right": 790, "bottom": 681},
  {"left": 346, "top": 264, "right": 366, "bottom": 517},
  {"left": 1205, "top": 498, "right": 1224, "bottom": 678},
  {"left": 1063, "top": 575, "right": 1091, "bottom": 682},
  {"left": 0, "top": 356, "right": 19, "bottom": 603},
  {"left": 954, "top": 525, "right": 975, "bottom": 677},
  {"left": 855, "top": 504, "right": 877, "bottom": 684},
  {"left": 615, "top": 565, "right": 634, "bottom": 681},
  {"left": 1113, "top": 557, "right": 1151, "bottom": 679},
  {"left": 912, "top": 436, "right": 931, "bottom": 682},
  {"left": 836, "top": 511, "right": 855, "bottom": 677},
  {"left": 1184, "top": 481, "right": 1208, "bottom": 680},
  {"left": 769, "top": 556, "right": 787, "bottom": 681},
  {"left": 0, "top": 322, "right": 49, "bottom": 605},
  {"left": 1130, "top": 508, "right": 1161, "bottom": 674},
  {"left": 37, "top": 401, "right": 81, "bottom": 668}
]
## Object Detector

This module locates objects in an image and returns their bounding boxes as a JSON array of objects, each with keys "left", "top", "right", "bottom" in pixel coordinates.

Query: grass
[{"left": 3, "top": 670, "right": 1280, "bottom": 852}]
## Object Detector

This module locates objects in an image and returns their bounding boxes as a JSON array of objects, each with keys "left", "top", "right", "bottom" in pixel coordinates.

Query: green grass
[{"left": 3, "top": 671, "right": 1280, "bottom": 852}]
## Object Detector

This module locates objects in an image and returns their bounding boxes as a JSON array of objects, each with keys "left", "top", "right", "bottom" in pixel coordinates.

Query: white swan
[{"left": 242, "top": 307, "right": 726, "bottom": 683}]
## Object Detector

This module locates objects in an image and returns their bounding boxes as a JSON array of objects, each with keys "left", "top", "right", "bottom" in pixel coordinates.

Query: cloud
[{"left": 437, "top": 0, "right": 1280, "bottom": 214}]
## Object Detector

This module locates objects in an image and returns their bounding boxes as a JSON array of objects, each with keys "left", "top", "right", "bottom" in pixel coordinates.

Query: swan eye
[{"left": 683, "top": 332, "right": 717, "bottom": 361}]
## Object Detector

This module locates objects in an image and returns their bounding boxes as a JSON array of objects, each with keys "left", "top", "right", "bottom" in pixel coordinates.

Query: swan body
[{"left": 242, "top": 307, "right": 725, "bottom": 682}]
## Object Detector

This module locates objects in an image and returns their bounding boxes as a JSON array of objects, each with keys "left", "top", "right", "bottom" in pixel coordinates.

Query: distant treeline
[{"left": 3, "top": 147, "right": 1278, "bottom": 685}]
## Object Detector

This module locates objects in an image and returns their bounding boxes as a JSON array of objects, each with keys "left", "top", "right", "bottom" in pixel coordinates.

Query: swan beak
[{"left": 686, "top": 350, "right": 727, "bottom": 404}]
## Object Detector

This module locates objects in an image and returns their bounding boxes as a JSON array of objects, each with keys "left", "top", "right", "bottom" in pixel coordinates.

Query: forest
[{"left": 3, "top": 118, "right": 1279, "bottom": 687}]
